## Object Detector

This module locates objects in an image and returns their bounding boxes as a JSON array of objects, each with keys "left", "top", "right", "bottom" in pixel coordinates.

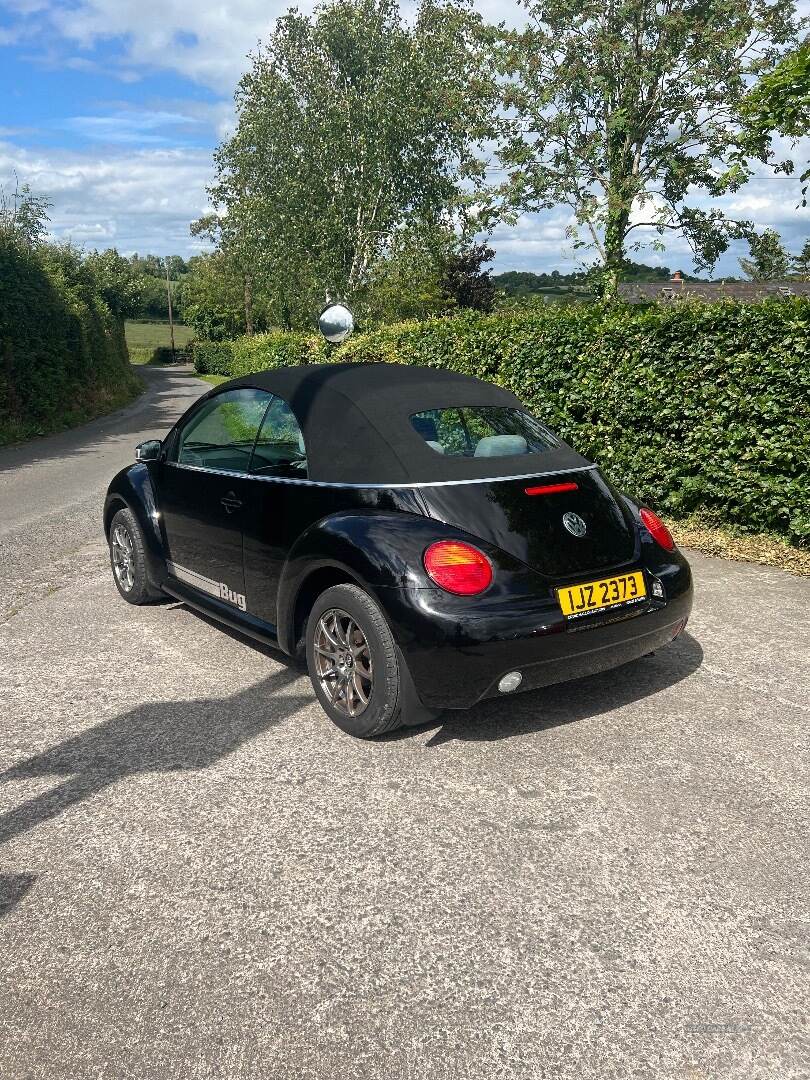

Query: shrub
[
  {"left": 193, "top": 330, "right": 326, "bottom": 376},
  {"left": 149, "top": 345, "right": 184, "bottom": 365},
  {"left": 0, "top": 238, "right": 139, "bottom": 444},
  {"left": 229, "top": 330, "right": 327, "bottom": 376},
  {"left": 191, "top": 340, "right": 234, "bottom": 376}
]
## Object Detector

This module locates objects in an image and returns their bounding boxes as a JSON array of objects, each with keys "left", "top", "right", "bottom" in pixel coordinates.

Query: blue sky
[{"left": 1, "top": 0, "right": 807, "bottom": 274}]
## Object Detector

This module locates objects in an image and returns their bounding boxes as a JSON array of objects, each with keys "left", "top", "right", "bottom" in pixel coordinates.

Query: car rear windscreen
[{"left": 410, "top": 407, "right": 561, "bottom": 458}]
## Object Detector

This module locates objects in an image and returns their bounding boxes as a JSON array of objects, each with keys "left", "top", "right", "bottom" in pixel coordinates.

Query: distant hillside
[
  {"left": 492, "top": 271, "right": 584, "bottom": 296},
  {"left": 493, "top": 263, "right": 704, "bottom": 296}
]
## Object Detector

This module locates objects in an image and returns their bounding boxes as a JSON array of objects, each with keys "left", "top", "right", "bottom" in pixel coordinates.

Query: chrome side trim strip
[
  {"left": 166, "top": 559, "right": 220, "bottom": 597},
  {"left": 164, "top": 460, "right": 598, "bottom": 490},
  {"left": 166, "top": 560, "right": 247, "bottom": 612}
]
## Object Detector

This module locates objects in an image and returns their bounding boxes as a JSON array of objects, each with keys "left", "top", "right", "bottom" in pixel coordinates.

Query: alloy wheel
[
  {"left": 111, "top": 523, "right": 135, "bottom": 592},
  {"left": 312, "top": 607, "right": 373, "bottom": 718}
]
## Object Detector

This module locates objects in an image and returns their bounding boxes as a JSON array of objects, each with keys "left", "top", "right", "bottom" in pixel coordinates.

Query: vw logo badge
[{"left": 562, "top": 512, "right": 587, "bottom": 538}]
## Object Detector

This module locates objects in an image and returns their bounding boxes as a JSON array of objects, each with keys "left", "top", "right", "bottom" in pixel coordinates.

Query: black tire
[
  {"left": 306, "top": 584, "right": 424, "bottom": 739},
  {"left": 108, "top": 507, "right": 161, "bottom": 606}
]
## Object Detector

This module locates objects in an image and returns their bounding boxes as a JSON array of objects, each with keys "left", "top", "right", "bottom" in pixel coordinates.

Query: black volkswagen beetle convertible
[{"left": 104, "top": 362, "right": 692, "bottom": 738}]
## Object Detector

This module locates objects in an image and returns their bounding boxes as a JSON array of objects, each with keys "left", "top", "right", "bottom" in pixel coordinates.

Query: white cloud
[
  {"left": 0, "top": 140, "right": 214, "bottom": 254},
  {"left": 4, "top": 132, "right": 806, "bottom": 269},
  {"left": 64, "top": 220, "right": 118, "bottom": 241},
  {"left": 483, "top": 172, "right": 810, "bottom": 273},
  {"left": 486, "top": 211, "right": 583, "bottom": 270},
  {"left": 46, "top": 0, "right": 304, "bottom": 92},
  {"left": 63, "top": 110, "right": 198, "bottom": 145}
]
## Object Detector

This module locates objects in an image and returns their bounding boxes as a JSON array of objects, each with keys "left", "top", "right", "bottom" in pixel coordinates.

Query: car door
[
  {"left": 242, "top": 393, "right": 309, "bottom": 627},
  {"left": 159, "top": 387, "right": 272, "bottom": 611}
]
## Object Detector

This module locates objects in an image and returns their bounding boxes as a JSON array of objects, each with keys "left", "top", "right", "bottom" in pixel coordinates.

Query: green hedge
[
  {"left": 0, "top": 239, "right": 140, "bottom": 444},
  {"left": 229, "top": 330, "right": 326, "bottom": 375},
  {"left": 194, "top": 299, "right": 810, "bottom": 545},
  {"left": 191, "top": 339, "right": 235, "bottom": 375},
  {"left": 193, "top": 331, "right": 325, "bottom": 377}
]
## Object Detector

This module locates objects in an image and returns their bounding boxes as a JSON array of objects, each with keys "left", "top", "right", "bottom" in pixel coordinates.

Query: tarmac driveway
[{"left": 0, "top": 367, "right": 807, "bottom": 1079}]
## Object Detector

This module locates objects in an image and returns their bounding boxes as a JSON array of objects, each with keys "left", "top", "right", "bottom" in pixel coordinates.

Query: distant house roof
[{"left": 618, "top": 279, "right": 810, "bottom": 304}]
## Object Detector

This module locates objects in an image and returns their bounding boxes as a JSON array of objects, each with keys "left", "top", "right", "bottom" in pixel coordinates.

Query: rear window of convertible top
[{"left": 410, "top": 407, "right": 561, "bottom": 458}]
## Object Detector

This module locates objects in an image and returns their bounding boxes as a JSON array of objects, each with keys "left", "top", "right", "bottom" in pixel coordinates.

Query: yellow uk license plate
[{"left": 557, "top": 570, "right": 647, "bottom": 618}]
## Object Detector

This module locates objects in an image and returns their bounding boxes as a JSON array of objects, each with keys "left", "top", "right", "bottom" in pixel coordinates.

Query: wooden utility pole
[{"left": 165, "top": 257, "right": 176, "bottom": 363}]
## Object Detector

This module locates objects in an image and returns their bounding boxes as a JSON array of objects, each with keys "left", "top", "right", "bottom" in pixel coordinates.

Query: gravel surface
[{"left": 1, "top": 366, "right": 808, "bottom": 1079}]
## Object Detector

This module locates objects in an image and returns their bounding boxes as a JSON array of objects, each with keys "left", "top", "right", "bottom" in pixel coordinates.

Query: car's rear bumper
[{"left": 376, "top": 556, "right": 693, "bottom": 711}]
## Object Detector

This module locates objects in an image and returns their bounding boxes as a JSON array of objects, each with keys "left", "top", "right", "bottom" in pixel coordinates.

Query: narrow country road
[
  {"left": 0, "top": 367, "right": 808, "bottom": 1079},
  {"left": 0, "top": 365, "right": 209, "bottom": 620}
]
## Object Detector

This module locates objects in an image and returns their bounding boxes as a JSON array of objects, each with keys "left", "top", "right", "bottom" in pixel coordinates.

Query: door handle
[{"left": 220, "top": 492, "right": 243, "bottom": 514}]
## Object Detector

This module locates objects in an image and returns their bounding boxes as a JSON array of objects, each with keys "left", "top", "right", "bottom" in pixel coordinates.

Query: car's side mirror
[
  {"left": 135, "top": 440, "right": 162, "bottom": 463},
  {"left": 318, "top": 303, "right": 354, "bottom": 344}
]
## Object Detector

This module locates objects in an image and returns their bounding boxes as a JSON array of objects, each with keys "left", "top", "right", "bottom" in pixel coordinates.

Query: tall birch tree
[{"left": 206, "top": 0, "right": 493, "bottom": 328}]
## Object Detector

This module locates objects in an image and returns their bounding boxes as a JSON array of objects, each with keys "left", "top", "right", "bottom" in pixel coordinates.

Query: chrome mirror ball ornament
[{"left": 318, "top": 303, "right": 355, "bottom": 344}]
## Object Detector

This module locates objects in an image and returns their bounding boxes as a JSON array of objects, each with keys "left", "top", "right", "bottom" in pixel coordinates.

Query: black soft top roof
[{"left": 228, "top": 362, "right": 590, "bottom": 484}]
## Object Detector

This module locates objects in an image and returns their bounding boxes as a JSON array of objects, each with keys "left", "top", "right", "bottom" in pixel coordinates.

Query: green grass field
[{"left": 126, "top": 320, "right": 194, "bottom": 364}]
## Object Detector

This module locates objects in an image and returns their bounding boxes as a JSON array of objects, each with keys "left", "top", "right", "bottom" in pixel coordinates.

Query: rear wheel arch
[
  {"left": 289, "top": 564, "right": 364, "bottom": 657},
  {"left": 305, "top": 583, "right": 404, "bottom": 738},
  {"left": 304, "top": 582, "right": 441, "bottom": 737}
]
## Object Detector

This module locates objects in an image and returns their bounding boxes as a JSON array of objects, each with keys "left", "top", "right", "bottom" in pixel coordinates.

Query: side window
[
  {"left": 173, "top": 388, "right": 271, "bottom": 473},
  {"left": 250, "top": 395, "right": 307, "bottom": 477}
]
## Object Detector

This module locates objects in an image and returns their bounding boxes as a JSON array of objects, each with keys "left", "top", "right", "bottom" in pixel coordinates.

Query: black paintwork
[
  {"left": 105, "top": 382, "right": 693, "bottom": 712},
  {"left": 420, "top": 469, "right": 638, "bottom": 578}
]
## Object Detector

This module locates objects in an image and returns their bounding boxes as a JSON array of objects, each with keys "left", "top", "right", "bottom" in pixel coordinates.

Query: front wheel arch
[
  {"left": 108, "top": 507, "right": 163, "bottom": 605},
  {"left": 104, "top": 472, "right": 168, "bottom": 590},
  {"left": 103, "top": 496, "right": 129, "bottom": 538}
]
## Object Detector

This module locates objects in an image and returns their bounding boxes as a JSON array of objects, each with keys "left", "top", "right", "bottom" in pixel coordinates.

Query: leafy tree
[
  {"left": 489, "top": 0, "right": 800, "bottom": 295},
  {"left": 181, "top": 252, "right": 270, "bottom": 340},
  {"left": 492, "top": 262, "right": 702, "bottom": 296},
  {"left": 739, "top": 227, "right": 792, "bottom": 279},
  {"left": 741, "top": 38, "right": 810, "bottom": 204},
  {"left": 129, "top": 253, "right": 164, "bottom": 278},
  {"left": 135, "top": 274, "right": 172, "bottom": 320},
  {"left": 0, "top": 181, "right": 51, "bottom": 249},
  {"left": 164, "top": 255, "right": 188, "bottom": 278},
  {"left": 84, "top": 249, "right": 144, "bottom": 318},
  {"left": 493, "top": 269, "right": 588, "bottom": 295},
  {"left": 493, "top": 271, "right": 553, "bottom": 296},
  {"left": 793, "top": 238, "right": 810, "bottom": 277},
  {"left": 190, "top": 213, "right": 268, "bottom": 334},
  {"left": 118, "top": 253, "right": 188, "bottom": 319},
  {"left": 357, "top": 223, "right": 451, "bottom": 324},
  {"left": 206, "top": 0, "right": 494, "bottom": 329},
  {"left": 440, "top": 240, "right": 496, "bottom": 311},
  {"left": 357, "top": 225, "right": 498, "bottom": 322}
]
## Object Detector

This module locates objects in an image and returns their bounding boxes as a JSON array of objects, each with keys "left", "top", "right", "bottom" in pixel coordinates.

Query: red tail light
[
  {"left": 524, "top": 482, "right": 578, "bottom": 496},
  {"left": 424, "top": 541, "right": 493, "bottom": 595},
  {"left": 640, "top": 507, "right": 676, "bottom": 552}
]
